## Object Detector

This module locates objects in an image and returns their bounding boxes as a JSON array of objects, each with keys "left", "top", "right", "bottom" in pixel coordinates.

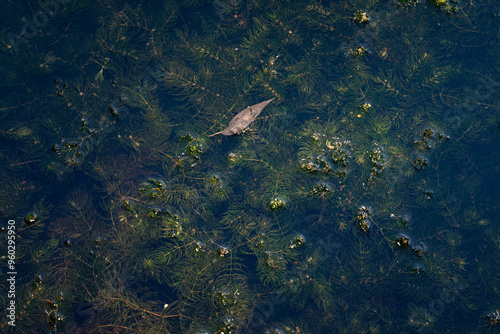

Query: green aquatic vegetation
[
  {"left": 429, "top": 0, "right": 459, "bottom": 15},
  {"left": 367, "top": 146, "right": 387, "bottom": 183},
  {"left": 269, "top": 196, "right": 287, "bottom": 211},
  {"left": 28, "top": 238, "right": 60, "bottom": 264},
  {"left": 356, "top": 206, "right": 372, "bottom": 233},
  {"left": 204, "top": 173, "right": 230, "bottom": 202},
  {"left": 298, "top": 122, "right": 353, "bottom": 177},
  {"left": 486, "top": 310, "right": 500, "bottom": 327},
  {"left": 0, "top": 0, "right": 498, "bottom": 332},
  {"left": 17, "top": 198, "right": 53, "bottom": 239},
  {"left": 395, "top": 235, "right": 410, "bottom": 249},
  {"left": 312, "top": 182, "right": 333, "bottom": 200},
  {"left": 354, "top": 11, "right": 371, "bottom": 24},
  {"left": 283, "top": 61, "right": 322, "bottom": 96}
]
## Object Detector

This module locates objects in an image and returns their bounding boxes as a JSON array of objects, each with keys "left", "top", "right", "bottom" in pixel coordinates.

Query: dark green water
[{"left": 0, "top": 0, "right": 499, "bottom": 333}]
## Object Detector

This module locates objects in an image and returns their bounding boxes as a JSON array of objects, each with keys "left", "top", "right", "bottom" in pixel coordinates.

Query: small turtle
[{"left": 209, "top": 98, "right": 275, "bottom": 137}]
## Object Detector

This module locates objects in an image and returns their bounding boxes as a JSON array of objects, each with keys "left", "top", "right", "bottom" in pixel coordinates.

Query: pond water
[{"left": 0, "top": 0, "right": 499, "bottom": 333}]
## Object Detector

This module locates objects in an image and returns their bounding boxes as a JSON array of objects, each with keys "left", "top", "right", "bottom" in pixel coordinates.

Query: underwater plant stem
[
  {"left": 10, "top": 159, "right": 40, "bottom": 167},
  {"left": 101, "top": 296, "right": 182, "bottom": 319}
]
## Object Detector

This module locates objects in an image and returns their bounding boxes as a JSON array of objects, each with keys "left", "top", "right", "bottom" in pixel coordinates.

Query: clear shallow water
[{"left": 0, "top": 0, "right": 499, "bottom": 333}]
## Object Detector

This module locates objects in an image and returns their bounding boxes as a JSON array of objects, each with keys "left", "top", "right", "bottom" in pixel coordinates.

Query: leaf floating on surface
[{"left": 209, "top": 98, "right": 276, "bottom": 137}]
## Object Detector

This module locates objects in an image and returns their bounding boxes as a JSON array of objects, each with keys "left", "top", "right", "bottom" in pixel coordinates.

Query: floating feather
[{"left": 209, "top": 98, "right": 275, "bottom": 137}]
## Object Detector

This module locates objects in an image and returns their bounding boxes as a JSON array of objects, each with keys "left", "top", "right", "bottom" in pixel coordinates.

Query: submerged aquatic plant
[{"left": 0, "top": 0, "right": 498, "bottom": 333}]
